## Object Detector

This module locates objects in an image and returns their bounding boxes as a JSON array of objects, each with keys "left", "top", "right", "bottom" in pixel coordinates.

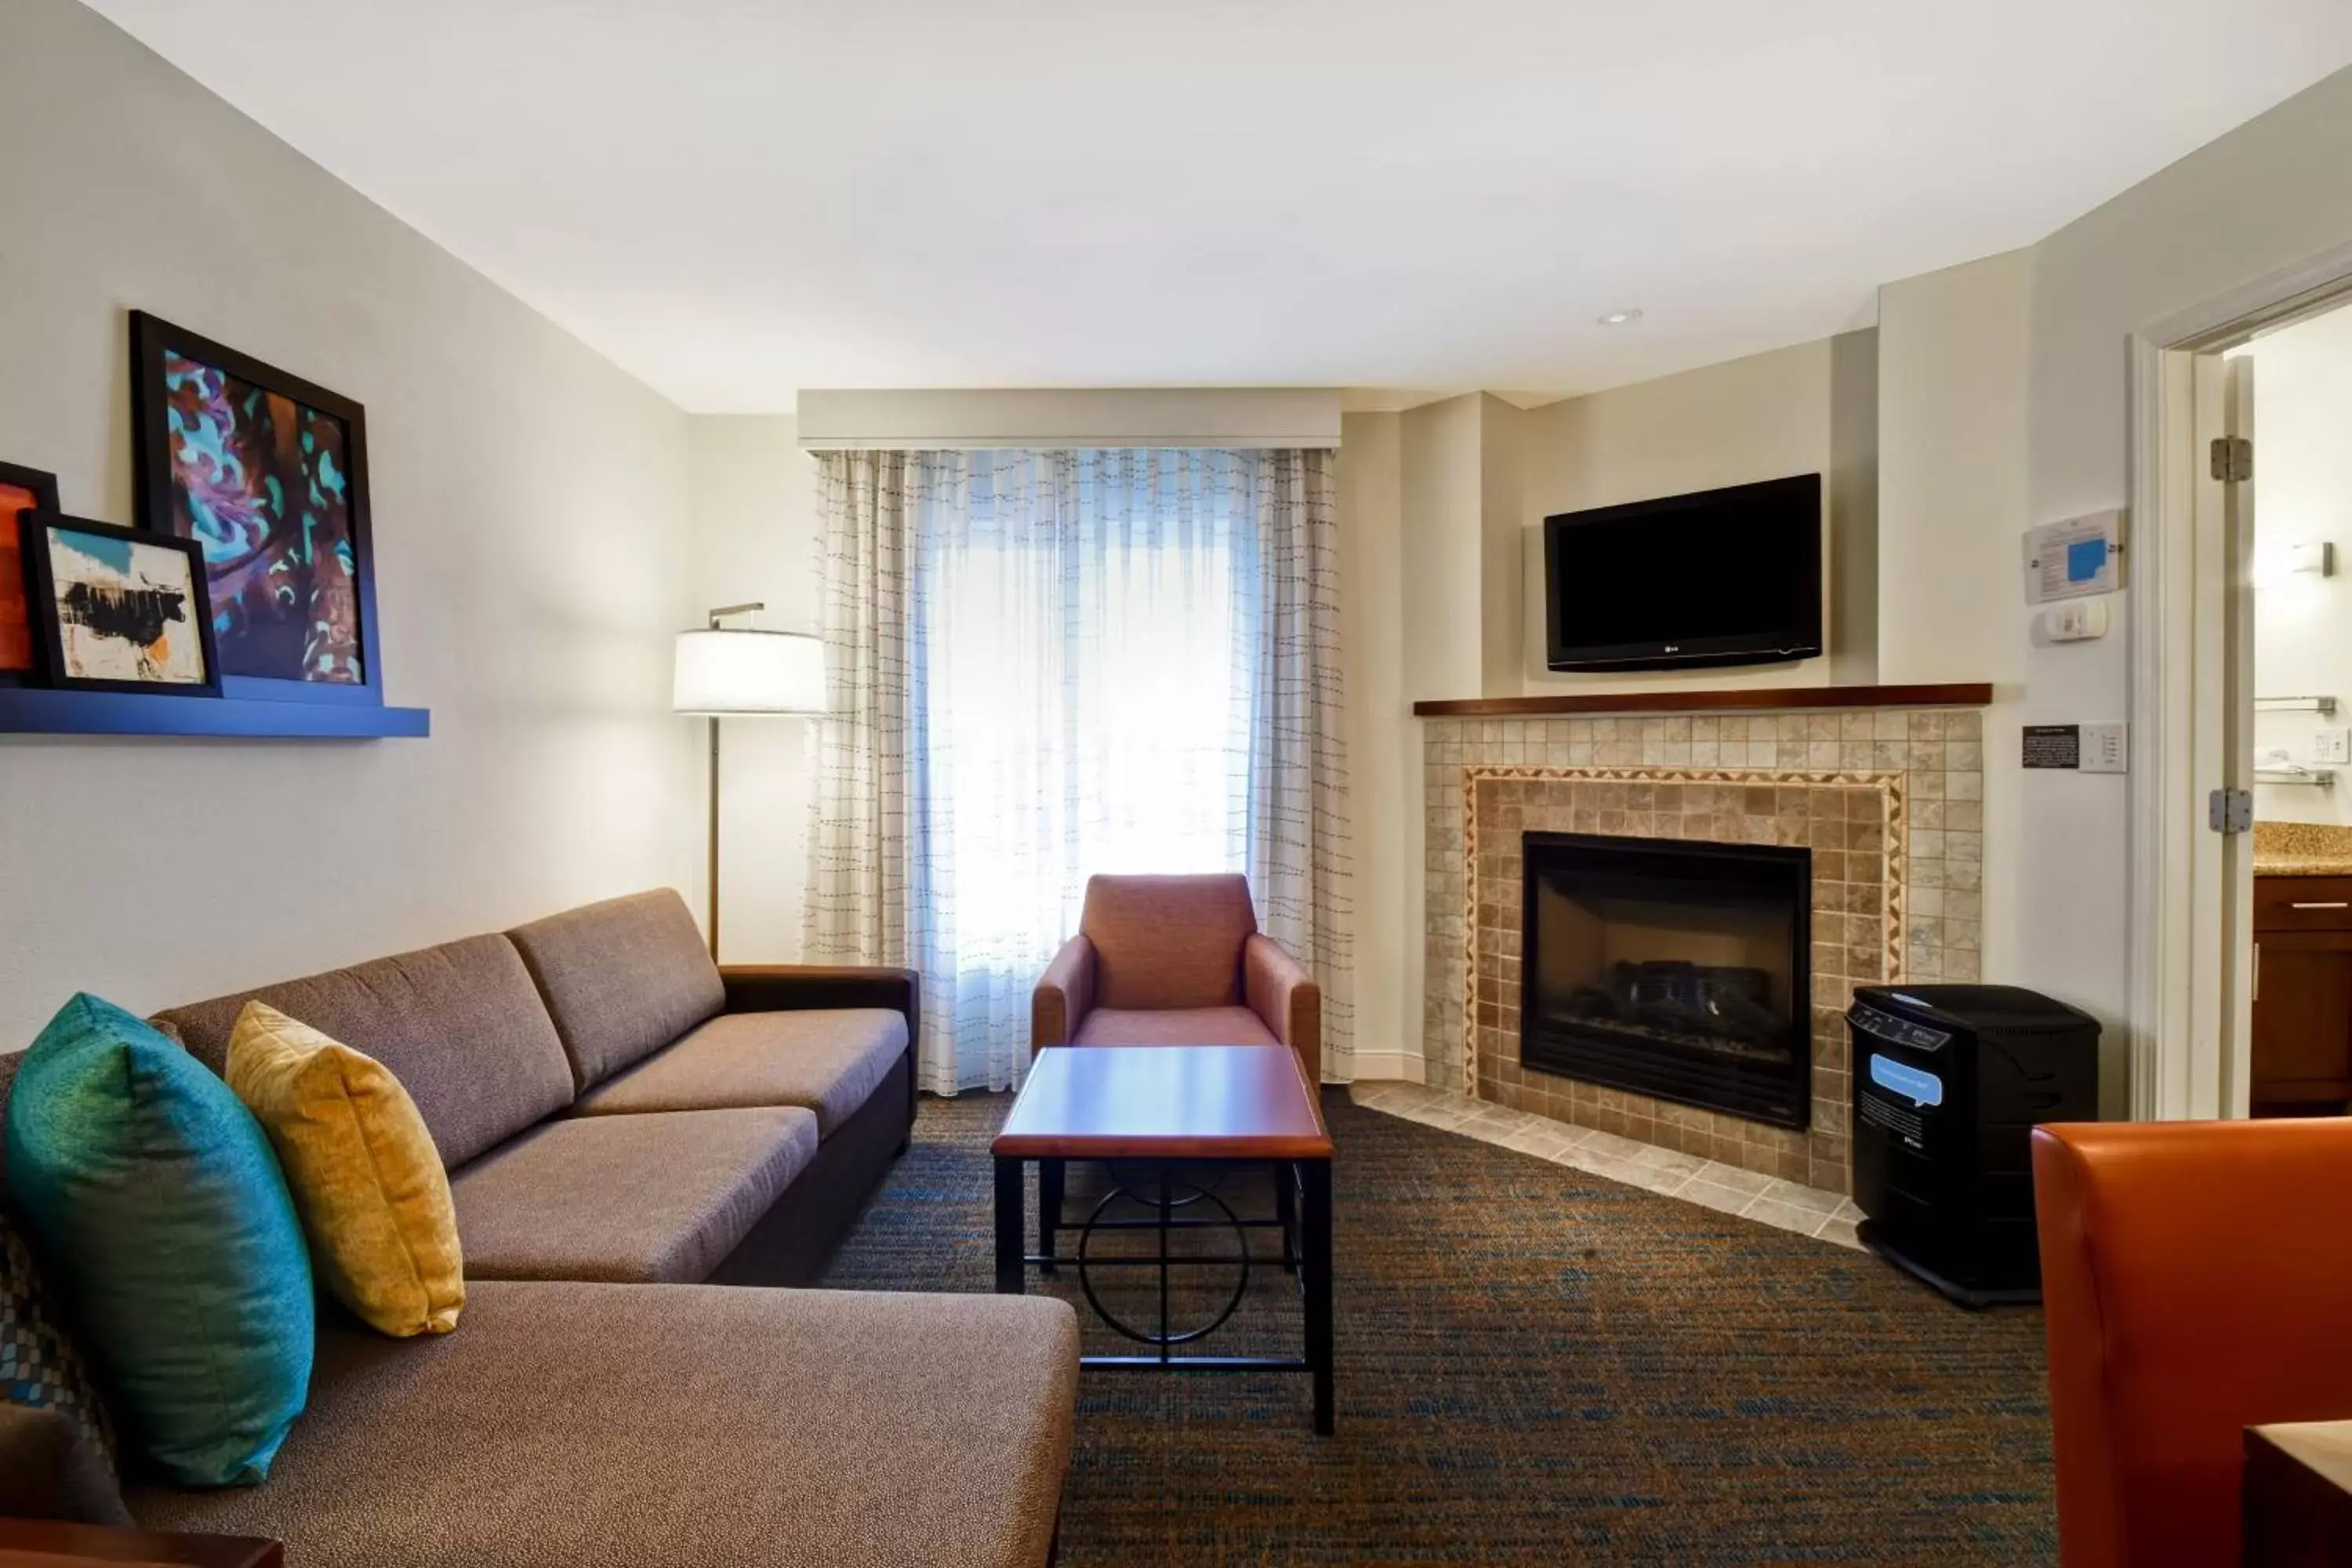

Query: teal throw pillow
[{"left": 5, "top": 994, "right": 313, "bottom": 1486}]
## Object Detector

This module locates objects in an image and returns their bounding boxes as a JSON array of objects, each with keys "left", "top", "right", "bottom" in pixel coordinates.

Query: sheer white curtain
[{"left": 805, "top": 448, "right": 1352, "bottom": 1094}]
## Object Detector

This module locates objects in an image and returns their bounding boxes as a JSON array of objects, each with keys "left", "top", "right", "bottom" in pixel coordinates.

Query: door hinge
[
  {"left": 2211, "top": 437, "right": 2254, "bottom": 483},
  {"left": 2209, "top": 787, "right": 2254, "bottom": 834}
]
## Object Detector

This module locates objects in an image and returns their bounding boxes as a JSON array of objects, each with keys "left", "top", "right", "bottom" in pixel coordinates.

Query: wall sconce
[{"left": 2256, "top": 539, "right": 2336, "bottom": 589}]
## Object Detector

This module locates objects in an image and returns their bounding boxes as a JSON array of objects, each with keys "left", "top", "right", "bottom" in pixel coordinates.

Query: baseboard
[{"left": 1338, "top": 1050, "right": 1424, "bottom": 1083}]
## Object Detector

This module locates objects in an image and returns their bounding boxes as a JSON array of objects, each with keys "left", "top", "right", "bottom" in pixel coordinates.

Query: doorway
[
  {"left": 2238, "top": 305, "right": 2352, "bottom": 1115},
  {"left": 2133, "top": 265, "right": 2352, "bottom": 1123}
]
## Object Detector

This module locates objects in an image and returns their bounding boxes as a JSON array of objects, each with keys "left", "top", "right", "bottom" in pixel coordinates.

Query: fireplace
[{"left": 1520, "top": 832, "right": 1812, "bottom": 1129}]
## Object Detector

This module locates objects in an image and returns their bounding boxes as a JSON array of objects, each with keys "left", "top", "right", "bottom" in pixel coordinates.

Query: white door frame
[{"left": 2127, "top": 241, "right": 2352, "bottom": 1120}]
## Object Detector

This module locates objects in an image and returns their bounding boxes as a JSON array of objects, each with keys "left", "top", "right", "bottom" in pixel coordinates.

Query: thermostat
[{"left": 2025, "top": 510, "right": 2125, "bottom": 604}]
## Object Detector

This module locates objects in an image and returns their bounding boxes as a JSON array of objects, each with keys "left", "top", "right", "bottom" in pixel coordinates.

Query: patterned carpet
[{"left": 821, "top": 1089, "right": 2056, "bottom": 1566}]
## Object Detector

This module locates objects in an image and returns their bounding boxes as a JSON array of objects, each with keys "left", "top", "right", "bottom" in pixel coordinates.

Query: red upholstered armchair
[
  {"left": 2032, "top": 1117, "right": 2352, "bottom": 1567},
  {"left": 1031, "top": 873, "right": 1322, "bottom": 1085}
]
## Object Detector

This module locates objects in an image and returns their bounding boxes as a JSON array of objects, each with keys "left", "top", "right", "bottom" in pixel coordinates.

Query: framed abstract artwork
[
  {"left": 23, "top": 514, "right": 221, "bottom": 697},
  {"left": 130, "top": 312, "right": 383, "bottom": 706},
  {"left": 0, "top": 460, "right": 62, "bottom": 688}
]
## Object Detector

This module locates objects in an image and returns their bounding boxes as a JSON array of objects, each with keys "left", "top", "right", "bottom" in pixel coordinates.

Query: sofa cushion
[
  {"left": 153, "top": 935, "right": 575, "bottom": 1171},
  {"left": 573, "top": 1009, "right": 907, "bottom": 1137},
  {"left": 129, "top": 1279, "right": 1077, "bottom": 1568},
  {"left": 450, "top": 1109, "right": 816, "bottom": 1283},
  {"left": 1079, "top": 873, "right": 1257, "bottom": 1011},
  {"left": 1073, "top": 1005, "right": 1279, "bottom": 1048},
  {"left": 507, "top": 890, "right": 727, "bottom": 1090}
]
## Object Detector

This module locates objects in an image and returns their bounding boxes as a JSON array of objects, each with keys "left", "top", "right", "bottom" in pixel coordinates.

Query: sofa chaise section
[{"left": 129, "top": 1280, "right": 1080, "bottom": 1568}]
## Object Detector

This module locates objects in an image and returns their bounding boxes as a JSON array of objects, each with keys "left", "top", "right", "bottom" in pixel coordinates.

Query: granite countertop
[{"left": 2255, "top": 821, "right": 2352, "bottom": 877}]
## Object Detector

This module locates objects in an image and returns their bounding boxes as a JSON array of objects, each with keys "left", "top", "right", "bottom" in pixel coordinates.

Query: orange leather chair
[
  {"left": 1030, "top": 873, "right": 1321, "bottom": 1085},
  {"left": 2032, "top": 1118, "right": 2352, "bottom": 1566}
]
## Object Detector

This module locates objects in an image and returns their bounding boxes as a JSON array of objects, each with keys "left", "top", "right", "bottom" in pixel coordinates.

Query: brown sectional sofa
[{"left": 1, "top": 889, "right": 1078, "bottom": 1568}]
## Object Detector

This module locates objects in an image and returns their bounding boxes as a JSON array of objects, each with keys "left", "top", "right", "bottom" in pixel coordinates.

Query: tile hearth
[{"left": 1347, "top": 1080, "right": 1864, "bottom": 1248}]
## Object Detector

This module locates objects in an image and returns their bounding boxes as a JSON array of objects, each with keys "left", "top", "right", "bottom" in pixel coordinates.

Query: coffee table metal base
[{"left": 994, "top": 1153, "right": 1334, "bottom": 1435}]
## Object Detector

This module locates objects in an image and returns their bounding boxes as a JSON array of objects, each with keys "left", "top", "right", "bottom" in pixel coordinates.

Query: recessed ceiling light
[{"left": 1597, "top": 307, "right": 1644, "bottom": 327}]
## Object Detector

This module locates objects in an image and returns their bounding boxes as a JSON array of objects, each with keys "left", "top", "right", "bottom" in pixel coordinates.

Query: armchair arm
[
  {"left": 720, "top": 964, "right": 920, "bottom": 1131},
  {"left": 2031, "top": 1118, "right": 2352, "bottom": 1568},
  {"left": 1243, "top": 934, "right": 1321, "bottom": 1087},
  {"left": 1032, "top": 935, "right": 1098, "bottom": 1051}
]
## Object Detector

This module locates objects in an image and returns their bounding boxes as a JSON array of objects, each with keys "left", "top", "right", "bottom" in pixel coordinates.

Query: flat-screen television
[{"left": 1544, "top": 474, "right": 1822, "bottom": 673}]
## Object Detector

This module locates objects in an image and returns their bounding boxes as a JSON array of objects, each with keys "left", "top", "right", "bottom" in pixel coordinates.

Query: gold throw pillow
[{"left": 225, "top": 1002, "right": 463, "bottom": 1338}]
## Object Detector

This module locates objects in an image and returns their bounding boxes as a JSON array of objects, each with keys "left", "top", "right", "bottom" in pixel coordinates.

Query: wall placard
[{"left": 2023, "top": 724, "right": 2082, "bottom": 770}]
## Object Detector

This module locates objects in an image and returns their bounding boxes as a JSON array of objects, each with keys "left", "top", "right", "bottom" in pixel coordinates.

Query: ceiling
[{"left": 81, "top": 1, "right": 2352, "bottom": 413}]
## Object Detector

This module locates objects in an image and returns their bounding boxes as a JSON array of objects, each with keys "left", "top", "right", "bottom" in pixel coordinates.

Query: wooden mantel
[{"left": 1410, "top": 682, "right": 1993, "bottom": 718}]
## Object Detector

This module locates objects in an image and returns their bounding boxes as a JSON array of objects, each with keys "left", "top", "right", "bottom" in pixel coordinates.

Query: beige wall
[
  {"left": 1515, "top": 338, "right": 1848, "bottom": 697},
  {"left": 1399, "top": 395, "right": 1487, "bottom": 706},
  {"left": 1828, "top": 328, "right": 1882, "bottom": 687},
  {"left": 2013, "top": 62, "right": 2352, "bottom": 1109},
  {"left": 1477, "top": 395, "right": 1530, "bottom": 695},
  {"left": 1335, "top": 341, "right": 1878, "bottom": 1082},
  {"left": 688, "top": 416, "right": 821, "bottom": 961},
  {"left": 1875, "top": 251, "right": 2033, "bottom": 1030},
  {"left": 0, "top": 0, "right": 699, "bottom": 1048}
]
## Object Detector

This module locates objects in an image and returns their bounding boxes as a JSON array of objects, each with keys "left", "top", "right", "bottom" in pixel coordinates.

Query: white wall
[
  {"left": 2247, "top": 304, "right": 2352, "bottom": 824},
  {"left": 0, "top": 0, "right": 699, "bottom": 1048},
  {"left": 688, "top": 416, "right": 821, "bottom": 960},
  {"left": 1515, "top": 338, "right": 1844, "bottom": 696}
]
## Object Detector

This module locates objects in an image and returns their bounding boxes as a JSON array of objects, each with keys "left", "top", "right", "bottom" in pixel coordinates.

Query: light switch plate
[
  {"left": 2318, "top": 728, "right": 2352, "bottom": 765},
  {"left": 2081, "top": 722, "right": 2129, "bottom": 773}
]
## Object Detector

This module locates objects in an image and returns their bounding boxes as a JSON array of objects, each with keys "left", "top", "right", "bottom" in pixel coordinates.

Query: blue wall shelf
[{"left": 0, "top": 688, "right": 430, "bottom": 739}]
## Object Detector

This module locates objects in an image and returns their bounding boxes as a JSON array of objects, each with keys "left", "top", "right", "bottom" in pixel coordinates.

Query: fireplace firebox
[{"left": 1520, "top": 833, "right": 1811, "bottom": 1128}]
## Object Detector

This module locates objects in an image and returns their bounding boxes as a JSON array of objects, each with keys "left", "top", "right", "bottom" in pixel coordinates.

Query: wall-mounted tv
[{"left": 1544, "top": 474, "right": 1822, "bottom": 673}]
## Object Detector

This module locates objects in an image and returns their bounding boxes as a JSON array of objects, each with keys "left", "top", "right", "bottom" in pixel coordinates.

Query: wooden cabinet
[{"left": 2252, "top": 877, "right": 2352, "bottom": 1118}]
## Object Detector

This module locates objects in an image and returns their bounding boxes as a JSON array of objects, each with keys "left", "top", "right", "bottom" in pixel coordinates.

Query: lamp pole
[{"left": 702, "top": 601, "right": 764, "bottom": 960}]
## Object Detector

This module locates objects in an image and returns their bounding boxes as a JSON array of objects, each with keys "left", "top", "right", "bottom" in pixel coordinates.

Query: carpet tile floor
[{"left": 821, "top": 1087, "right": 2056, "bottom": 1566}]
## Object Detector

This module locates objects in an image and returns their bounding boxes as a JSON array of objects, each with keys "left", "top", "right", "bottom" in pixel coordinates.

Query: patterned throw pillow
[{"left": 0, "top": 1205, "right": 115, "bottom": 1475}]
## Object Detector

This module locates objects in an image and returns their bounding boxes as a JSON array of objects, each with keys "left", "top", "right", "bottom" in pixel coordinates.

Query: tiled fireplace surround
[{"left": 1421, "top": 708, "right": 1986, "bottom": 1196}]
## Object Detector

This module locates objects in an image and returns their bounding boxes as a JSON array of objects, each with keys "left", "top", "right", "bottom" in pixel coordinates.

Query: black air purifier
[{"left": 1848, "top": 984, "right": 2099, "bottom": 1308}]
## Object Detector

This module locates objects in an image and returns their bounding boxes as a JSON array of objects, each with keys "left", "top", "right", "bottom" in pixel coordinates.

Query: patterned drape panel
[
  {"left": 804, "top": 448, "right": 1354, "bottom": 1091},
  {"left": 1246, "top": 448, "right": 1355, "bottom": 1076},
  {"left": 802, "top": 452, "right": 916, "bottom": 980}
]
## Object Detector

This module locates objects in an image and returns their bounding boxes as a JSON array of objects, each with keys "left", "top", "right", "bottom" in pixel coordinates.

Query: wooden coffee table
[{"left": 993, "top": 1044, "right": 1335, "bottom": 1433}]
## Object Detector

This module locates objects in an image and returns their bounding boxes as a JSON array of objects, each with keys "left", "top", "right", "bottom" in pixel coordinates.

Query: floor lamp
[{"left": 673, "top": 604, "right": 826, "bottom": 959}]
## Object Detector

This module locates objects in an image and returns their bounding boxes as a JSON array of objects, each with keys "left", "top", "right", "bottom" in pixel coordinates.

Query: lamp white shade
[{"left": 673, "top": 628, "right": 826, "bottom": 716}]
